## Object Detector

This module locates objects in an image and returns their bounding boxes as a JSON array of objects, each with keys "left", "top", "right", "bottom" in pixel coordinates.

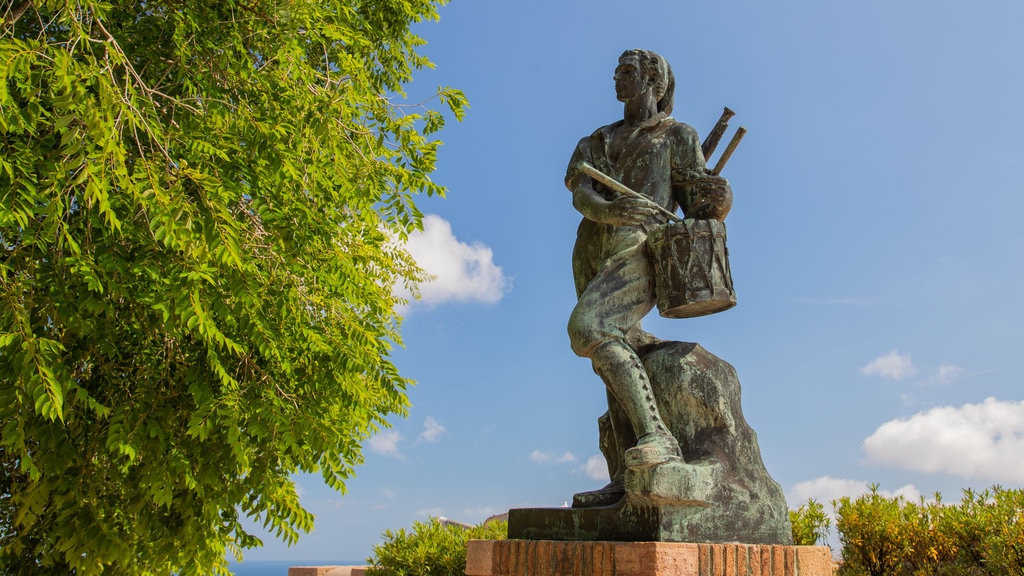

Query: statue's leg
[
  {"left": 591, "top": 338, "right": 681, "bottom": 469},
  {"left": 568, "top": 242, "right": 680, "bottom": 471},
  {"left": 604, "top": 388, "right": 636, "bottom": 481}
]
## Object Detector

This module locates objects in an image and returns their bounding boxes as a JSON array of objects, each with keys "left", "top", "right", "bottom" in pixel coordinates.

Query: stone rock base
[
  {"left": 562, "top": 342, "right": 793, "bottom": 544},
  {"left": 465, "top": 540, "right": 832, "bottom": 576}
]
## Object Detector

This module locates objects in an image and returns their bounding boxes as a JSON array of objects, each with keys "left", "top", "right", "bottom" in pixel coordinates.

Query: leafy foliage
[
  {"left": 790, "top": 498, "right": 831, "bottom": 547},
  {"left": 834, "top": 485, "right": 1024, "bottom": 576},
  {"left": 0, "top": 0, "right": 466, "bottom": 573},
  {"left": 367, "top": 517, "right": 508, "bottom": 576},
  {"left": 835, "top": 486, "right": 916, "bottom": 576}
]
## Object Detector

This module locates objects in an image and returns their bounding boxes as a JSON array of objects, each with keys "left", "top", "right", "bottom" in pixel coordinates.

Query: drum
[{"left": 646, "top": 219, "right": 736, "bottom": 319}]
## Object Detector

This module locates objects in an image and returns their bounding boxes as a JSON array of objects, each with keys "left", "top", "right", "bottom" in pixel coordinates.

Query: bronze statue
[
  {"left": 564, "top": 49, "right": 733, "bottom": 507},
  {"left": 507, "top": 49, "right": 791, "bottom": 544}
]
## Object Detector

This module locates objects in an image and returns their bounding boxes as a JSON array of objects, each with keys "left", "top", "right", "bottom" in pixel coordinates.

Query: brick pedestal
[
  {"left": 465, "top": 540, "right": 832, "bottom": 576},
  {"left": 288, "top": 567, "right": 368, "bottom": 576}
]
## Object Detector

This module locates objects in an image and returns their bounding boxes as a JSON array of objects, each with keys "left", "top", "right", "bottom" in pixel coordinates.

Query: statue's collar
[
  {"left": 639, "top": 111, "right": 671, "bottom": 130},
  {"left": 603, "top": 111, "right": 671, "bottom": 137}
]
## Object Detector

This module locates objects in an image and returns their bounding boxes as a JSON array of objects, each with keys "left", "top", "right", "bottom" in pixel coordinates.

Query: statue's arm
[
  {"left": 670, "top": 124, "right": 733, "bottom": 220},
  {"left": 566, "top": 139, "right": 662, "bottom": 227},
  {"left": 670, "top": 123, "right": 710, "bottom": 177}
]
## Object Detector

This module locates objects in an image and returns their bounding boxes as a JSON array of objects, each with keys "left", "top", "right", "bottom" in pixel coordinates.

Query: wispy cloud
[
  {"left": 787, "top": 476, "right": 921, "bottom": 509},
  {"left": 368, "top": 431, "right": 402, "bottom": 458},
  {"left": 462, "top": 506, "right": 500, "bottom": 521},
  {"left": 418, "top": 416, "right": 446, "bottom": 443},
  {"left": 402, "top": 214, "right": 510, "bottom": 309},
  {"left": 581, "top": 455, "right": 610, "bottom": 482},
  {"left": 416, "top": 507, "right": 445, "bottom": 519},
  {"left": 863, "top": 397, "right": 1024, "bottom": 483},
  {"left": 861, "top": 350, "right": 916, "bottom": 380},
  {"left": 933, "top": 364, "right": 966, "bottom": 385},
  {"left": 529, "top": 450, "right": 577, "bottom": 464}
]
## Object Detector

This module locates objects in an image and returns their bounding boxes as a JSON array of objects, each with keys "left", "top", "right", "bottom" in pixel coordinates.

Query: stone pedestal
[
  {"left": 507, "top": 499, "right": 788, "bottom": 545},
  {"left": 465, "top": 540, "right": 833, "bottom": 576}
]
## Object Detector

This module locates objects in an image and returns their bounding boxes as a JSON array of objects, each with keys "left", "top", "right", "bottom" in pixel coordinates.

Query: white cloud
[
  {"left": 582, "top": 455, "right": 610, "bottom": 482},
  {"left": 787, "top": 476, "right": 920, "bottom": 508},
  {"left": 861, "top": 350, "right": 915, "bottom": 380},
  {"left": 418, "top": 416, "right": 446, "bottom": 443},
  {"left": 863, "top": 397, "right": 1024, "bottom": 483},
  {"left": 416, "top": 507, "right": 445, "bottom": 519},
  {"left": 529, "top": 450, "right": 577, "bottom": 464},
  {"left": 404, "top": 214, "right": 510, "bottom": 307},
  {"left": 462, "top": 506, "right": 499, "bottom": 522},
  {"left": 934, "top": 364, "right": 966, "bottom": 385},
  {"left": 324, "top": 498, "right": 347, "bottom": 511},
  {"left": 368, "top": 431, "right": 402, "bottom": 457}
]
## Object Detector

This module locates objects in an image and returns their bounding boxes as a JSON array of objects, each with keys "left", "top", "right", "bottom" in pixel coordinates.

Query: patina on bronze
[
  {"left": 701, "top": 106, "right": 735, "bottom": 161},
  {"left": 507, "top": 49, "right": 791, "bottom": 545}
]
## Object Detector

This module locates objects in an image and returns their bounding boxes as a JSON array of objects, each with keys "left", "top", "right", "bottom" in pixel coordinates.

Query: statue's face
[{"left": 614, "top": 56, "right": 647, "bottom": 103}]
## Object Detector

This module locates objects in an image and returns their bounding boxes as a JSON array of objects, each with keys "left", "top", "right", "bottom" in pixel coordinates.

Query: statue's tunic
[{"left": 565, "top": 112, "right": 705, "bottom": 357}]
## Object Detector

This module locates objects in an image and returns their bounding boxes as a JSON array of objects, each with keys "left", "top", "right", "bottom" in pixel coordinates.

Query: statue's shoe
[
  {"left": 624, "top": 433, "right": 682, "bottom": 469},
  {"left": 572, "top": 480, "right": 626, "bottom": 508}
]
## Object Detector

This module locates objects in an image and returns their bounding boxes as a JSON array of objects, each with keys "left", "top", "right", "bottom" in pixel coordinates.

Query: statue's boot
[
  {"left": 591, "top": 340, "right": 682, "bottom": 470},
  {"left": 624, "top": 433, "right": 683, "bottom": 469},
  {"left": 572, "top": 480, "right": 626, "bottom": 508}
]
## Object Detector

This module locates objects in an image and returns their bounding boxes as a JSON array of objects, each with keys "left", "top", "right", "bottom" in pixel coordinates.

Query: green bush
[
  {"left": 835, "top": 486, "right": 918, "bottom": 576},
  {"left": 834, "top": 485, "right": 1024, "bottom": 576},
  {"left": 963, "top": 487, "right": 1024, "bottom": 576},
  {"left": 367, "top": 517, "right": 507, "bottom": 576},
  {"left": 790, "top": 498, "right": 832, "bottom": 546}
]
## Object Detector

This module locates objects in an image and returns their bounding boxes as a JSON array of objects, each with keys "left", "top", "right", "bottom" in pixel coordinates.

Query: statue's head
[{"left": 616, "top": 49, "right": 675, "bottom": 115}]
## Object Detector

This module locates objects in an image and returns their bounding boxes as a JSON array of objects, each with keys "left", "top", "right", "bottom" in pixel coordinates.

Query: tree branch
[{"left": 3, "top": 0, "right": 32, "bottom": 27}]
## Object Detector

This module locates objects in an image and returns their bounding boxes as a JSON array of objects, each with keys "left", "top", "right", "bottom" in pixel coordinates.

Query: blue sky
[{"left": 241, "top": 0, "right": 1024, "bottom": 564}]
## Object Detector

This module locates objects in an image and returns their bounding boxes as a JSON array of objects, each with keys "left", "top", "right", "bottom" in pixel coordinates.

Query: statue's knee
[{"left": 567, "top": 307, "right": 598, "bottom": 358}]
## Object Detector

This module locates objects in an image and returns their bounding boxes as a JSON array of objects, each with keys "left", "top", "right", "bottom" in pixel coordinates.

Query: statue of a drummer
[{"left": 564, "top": 49, "right": 733, "bottom": 508}]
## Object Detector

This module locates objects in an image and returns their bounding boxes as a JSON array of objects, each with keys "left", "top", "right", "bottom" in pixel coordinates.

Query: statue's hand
[
  {"left": 673, "top": 171, "right": 732, "bottom": 221},
  {"left": 596, "top": 196, "right": 664, "bottom": 226}
]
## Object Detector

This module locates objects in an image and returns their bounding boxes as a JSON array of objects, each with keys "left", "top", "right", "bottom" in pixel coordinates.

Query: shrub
[
  {"left": 367, "top": 517, "right": 507, "bottom": 576},
  {"left": 835, "top": 485, "right": 914, "bottom": 576},
  {"left": 834, "top": 485, "right": 1024, "bottom": 576},
  {"left": 969, "top": 486, "right": 1024, "bottom": 576},
  {"left": 790, "top": 498, "right": 832, "bottom": 546}
]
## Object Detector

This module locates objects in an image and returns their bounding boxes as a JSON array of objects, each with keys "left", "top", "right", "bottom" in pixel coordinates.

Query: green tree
[{"left": 0, "top": 1, "right": 466, "bottom": 573}]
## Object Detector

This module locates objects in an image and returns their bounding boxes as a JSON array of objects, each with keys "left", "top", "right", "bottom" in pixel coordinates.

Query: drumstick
[
  {"left": 711, "top": 127, "right": 746, "bottom": 175},
  {"left": 577, "top": 162, "right": 682, "bottom": 223},
  {"left": 702, "top": 107, "right": 735, "bottom": 161}
]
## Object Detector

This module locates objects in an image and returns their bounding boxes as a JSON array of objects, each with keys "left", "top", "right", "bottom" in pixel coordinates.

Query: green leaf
[{"left": 0, "top": 0, "right": 463, "bottom": 572}]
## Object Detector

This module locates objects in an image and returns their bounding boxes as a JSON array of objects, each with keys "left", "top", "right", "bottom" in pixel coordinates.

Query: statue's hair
[{"left": 619, "top": 49, "right": 675, "bottom": 115}]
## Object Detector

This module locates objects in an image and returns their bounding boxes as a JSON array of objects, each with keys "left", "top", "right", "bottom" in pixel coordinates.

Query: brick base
[
  {"left": 287, "top": 567, "right": 368, "bottom": 576},
  {"left": 465, "top": 540, "right": 832, "bottom": 576},
  {"left": 288, "top": 568, "right": 341, "bottom": 576}
]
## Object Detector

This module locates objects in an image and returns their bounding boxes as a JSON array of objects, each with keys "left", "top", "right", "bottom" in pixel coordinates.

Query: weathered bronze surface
[
  {"left": 701, "top": 106, "right": 735, "bottom": 161},
  {"left": 647, "top": 219, "right": 735, "bottom": 318},
  {"left": 519, "top": 49, "right": 791, "bottom": 544},
  {"left": 510, "top": 343, "right": 791, "bottom": 544}
]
